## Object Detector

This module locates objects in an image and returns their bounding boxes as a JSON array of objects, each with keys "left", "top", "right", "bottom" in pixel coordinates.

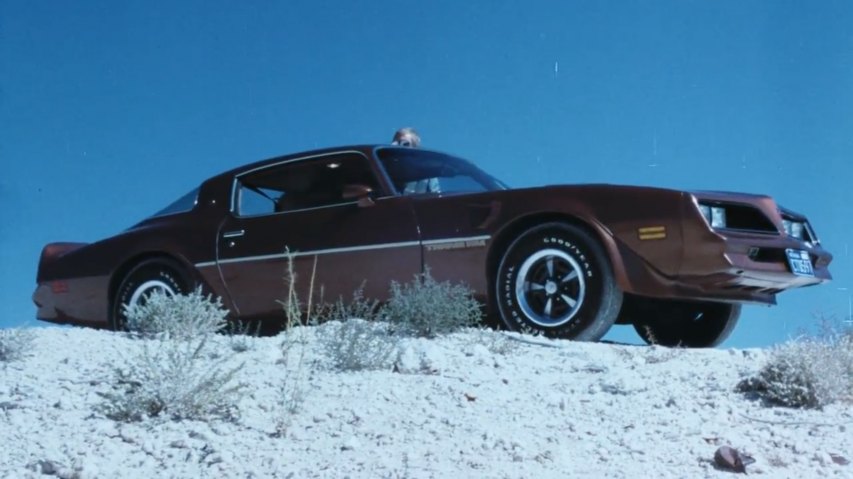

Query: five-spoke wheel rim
[{"left": 515, "top": 248, "right": 586, "bottom": 327}]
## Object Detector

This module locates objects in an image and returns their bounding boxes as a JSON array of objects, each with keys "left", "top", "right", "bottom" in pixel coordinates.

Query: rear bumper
[{"left": 32, "top": 276, "right": 111, "bottom": 327}]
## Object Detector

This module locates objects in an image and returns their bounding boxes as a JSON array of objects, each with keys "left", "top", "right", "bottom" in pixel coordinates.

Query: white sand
[{"left": 1, "top": 325, "right": 850, "bottom": 478}]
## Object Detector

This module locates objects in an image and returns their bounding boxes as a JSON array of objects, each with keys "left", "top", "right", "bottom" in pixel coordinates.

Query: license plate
[{"left": 786, "top": 249, "right": 814, "bottom": 277}]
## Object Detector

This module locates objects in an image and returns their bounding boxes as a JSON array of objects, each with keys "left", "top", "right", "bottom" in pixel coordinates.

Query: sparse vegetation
[
  {"left": 272, "top": 250, "right": 315, "bottom": 434},
  {"left": 98, "top": 337, "right": 246, "bottom": 422},
  {"left": 318, "top": 270, "right": 484, "bottom": 371},
  {"left": 380, "top": 269, "right": 482, "bottom": 338},
  {"left": 323, "top": 319, "right": 399, "bottom": 371},
  {"left": 315, "top": 286, "right": 381, "bottom": 323},
  {"left": 225, "top": 320, "right": 261, "bottom": 353},
  {"left": 737, "top": 326, "right": 853, "bottom": 409},
  {"left": 466, "top": 328, "right": 518, "bottom": 356},
  {"left": 101, "top": 287, "right": 246, "bottom": 421},
  {"left": 124, "top": 287, "right": 228, "bottom": 339},
  {"left": 0, "top": 327, "right": 34, "bottom": 362}
]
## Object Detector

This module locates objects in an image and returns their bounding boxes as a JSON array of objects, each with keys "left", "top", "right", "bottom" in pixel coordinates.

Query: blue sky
[{"left": 1, "top": 1, "right": 851, "bottom": 347}]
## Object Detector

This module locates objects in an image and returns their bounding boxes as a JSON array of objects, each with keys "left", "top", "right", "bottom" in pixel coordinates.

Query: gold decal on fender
[{"left": 638, "top": 226, "right": 667, "bottom": 240}]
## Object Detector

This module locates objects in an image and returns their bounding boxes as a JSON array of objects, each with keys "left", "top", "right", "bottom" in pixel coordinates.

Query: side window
[
  {"left": 376, "top": 147, "right": 504, "bottom": 196},
  {"left": 234, "top": 153, "right": 380, "bottom": 216}
]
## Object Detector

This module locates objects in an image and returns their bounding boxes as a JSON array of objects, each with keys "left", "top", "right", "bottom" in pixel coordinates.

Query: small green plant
[
  {"left": 380, "top": 269, "right": 482, "bottom": 338},
  {"left": 99, "top": 337, "right": 245, "bottom": 422},
  {"left": 0, "top": 327, "right": 34, "bottom": 362},
  {"left": 124, "top": 287, "right": 228, "bottom": 339},
  {"left": 737, "top": 328, "right": 853, "bottom": 409}
]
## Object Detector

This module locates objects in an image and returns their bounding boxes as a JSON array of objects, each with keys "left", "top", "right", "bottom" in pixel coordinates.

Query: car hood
[{"left": 689, "top": 189, "right": 773, "bottom": 203}]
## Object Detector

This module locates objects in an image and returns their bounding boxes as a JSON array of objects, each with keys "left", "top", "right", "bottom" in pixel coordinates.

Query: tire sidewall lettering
[
  {"left": 496, "top": 225, "right": 614, "bottom": 339},
  {"left": 113, "top": 263, "right": 185, "bottom": 329}
]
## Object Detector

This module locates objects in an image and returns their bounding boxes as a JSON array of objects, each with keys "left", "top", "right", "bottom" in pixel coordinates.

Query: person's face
[{"left": 396, "top": 133, "right": 418, "bottom": 147}]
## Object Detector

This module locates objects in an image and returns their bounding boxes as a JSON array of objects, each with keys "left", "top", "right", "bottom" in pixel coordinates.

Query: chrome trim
[
  {"left": 222, "top": 229, "right": 245, "bottom": 238},
  {"left": 422, "top": 235, "right": 490, "bottom": 246},
  {"left": 197, "top": 240, "right": 421, "bottom": 268},
  {"left": 196, "top": 234, "right": 492, "bottom": 269},
  {"left": 804, "top": 221, "right": 819, "bottom": 244},
  {"left": 236, "top": 200, "right": 359, "bottom": 218}
]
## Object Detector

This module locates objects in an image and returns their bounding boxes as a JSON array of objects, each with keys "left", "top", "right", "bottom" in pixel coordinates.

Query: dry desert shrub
[
  {"left": 322, "top": 319, "right": 399, "bottom": 371},
  {"left": 314, "top": 286, "right": 381, "bottom": 324},
  {"left": 101, "top": 289, "right": 245, "bottom": 421},
  {"left": 272, "top": 250, "right": 317, "bottom": 432},
  {"left": 319, "top": 270, "right": 482, "bottom": 370},
  {"left": 0, "top": 327, "right": 35, "bottom": 362},
  {"left": 225, "top": 319, "right": 262, "bottom": 353},
  {"left": 99, "top": 337, "right": 245, "bottom": 422},
  {"left": 124, "top": 287, "right": 228, "bottom": 340},
  {"left": 380, "top": 269, "right": 482, "bottom": 338},
  {"left": 737, "top": 327, "right": 852, "bottom": 409}
]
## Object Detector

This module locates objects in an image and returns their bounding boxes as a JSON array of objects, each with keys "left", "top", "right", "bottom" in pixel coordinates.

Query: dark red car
[{"left": 33, "top": 145, "right": 833, "bottom": 347}]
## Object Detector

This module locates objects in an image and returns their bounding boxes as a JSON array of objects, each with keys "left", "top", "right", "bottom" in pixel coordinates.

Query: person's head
[{"left": 392, "top": 127, "right": 421, "bottom": 148}]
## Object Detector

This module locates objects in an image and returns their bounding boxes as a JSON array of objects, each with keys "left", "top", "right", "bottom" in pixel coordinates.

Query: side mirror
[{"left": 342, "top": 184, "right": 375, "bottom": 208}]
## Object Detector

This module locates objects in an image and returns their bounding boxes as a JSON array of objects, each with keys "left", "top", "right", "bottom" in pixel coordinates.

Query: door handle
[{"left": 222, "top": 229, "right": 245, "bottom": 239}]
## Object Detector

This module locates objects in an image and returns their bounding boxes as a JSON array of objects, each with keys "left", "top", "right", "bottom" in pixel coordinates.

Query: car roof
[{"left": 213, "top": 144, "right": 381, "bottom": 180}]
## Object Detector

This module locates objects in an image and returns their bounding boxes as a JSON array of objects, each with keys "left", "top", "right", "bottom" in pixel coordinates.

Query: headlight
[
  {"left": 698, "top": 204, "right": 711, "bottom": 224},
  {"left": 710, "top": 206, "right": 726, "bottom": 228},
  {"left": 791, "top": 222, "right": 804, "bottom": 239},
  {"left": 698, "top": 202, "right": 726, "bottom": 229},
  {"left": 782, "top": 218, "right": 805, "bottom": 239}
]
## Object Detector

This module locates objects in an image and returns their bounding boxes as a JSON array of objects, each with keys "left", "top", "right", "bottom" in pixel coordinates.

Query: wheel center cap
[{"left": 545, "top": 281, "right": 558, "bottom": 295}]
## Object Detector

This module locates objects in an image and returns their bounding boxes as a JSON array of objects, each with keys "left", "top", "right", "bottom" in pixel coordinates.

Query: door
[
  {"left": 216, "top": 151, "right": 421, "bottom": 320},
  {"left": 374, "top": 147, "right": 505, "bottom": 301}
]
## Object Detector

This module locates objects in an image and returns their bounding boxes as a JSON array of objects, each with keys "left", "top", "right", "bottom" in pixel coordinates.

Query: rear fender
[{"left": 36, "top": 242, "right": 88, "bottom": 282}]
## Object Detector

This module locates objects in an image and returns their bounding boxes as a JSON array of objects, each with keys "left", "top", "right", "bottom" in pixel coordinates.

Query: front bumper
[
  {"left": 672, "top": 229, "right": 830, "bottom": 304},
  {"left": 614, "top": 226, "right": 831, "bottom": 305}
]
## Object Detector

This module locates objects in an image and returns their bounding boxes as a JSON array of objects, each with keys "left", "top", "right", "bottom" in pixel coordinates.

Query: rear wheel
[
  {"left": 495, "top": 222, "right": 623, "bottom": 340},
  {"left": 111, "top": 259, "right": 188, "bottom": 331},
  {"left": 631, "top": 299, "right": 740, "bottom": 348}
]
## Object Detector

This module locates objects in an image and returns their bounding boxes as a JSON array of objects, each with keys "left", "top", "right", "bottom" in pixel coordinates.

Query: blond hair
[{"left": 392, "top": 127, "right": 421, "bottom": 147}]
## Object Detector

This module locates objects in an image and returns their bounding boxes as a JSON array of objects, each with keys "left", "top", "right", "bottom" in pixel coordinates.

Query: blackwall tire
[
  {"left": 111, "top": 259, "right": 188, "bottom": 331},
  {"left": 495, "top": 222, "right": 623, "bottom": 340},
  {"left": 632, "top": 300, "right": 741, "bottom": 348}
]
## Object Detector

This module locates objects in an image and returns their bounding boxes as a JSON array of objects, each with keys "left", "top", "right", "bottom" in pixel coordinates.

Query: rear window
[{"left": 152, "top": 187, "right": 199, "bottom": 217}]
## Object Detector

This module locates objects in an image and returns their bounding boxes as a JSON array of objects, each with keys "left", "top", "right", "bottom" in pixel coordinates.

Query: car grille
[{"left": 722, "top": 204, "right": 777, "bottom": 234}]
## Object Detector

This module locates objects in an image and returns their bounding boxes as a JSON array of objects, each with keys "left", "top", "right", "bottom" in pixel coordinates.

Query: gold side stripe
[
  {"left": 638, "top": 226, "right": 666, "bottom": 234},
  {"left": 639, "top": 233, "right": 667, "bottom": 240}
]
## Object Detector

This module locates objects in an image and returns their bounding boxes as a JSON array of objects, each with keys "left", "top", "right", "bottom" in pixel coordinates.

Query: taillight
[{"left": 50, "top": 281, "right": 69, "bottom": 294}]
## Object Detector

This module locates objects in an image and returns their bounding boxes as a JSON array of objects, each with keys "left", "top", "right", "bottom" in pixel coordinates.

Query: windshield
[
  {"left": 376, "top": 147, "right": 507, "bottom": 195},
  {"left": 151, "top": 187, "right": 199, "bottom": 217}
]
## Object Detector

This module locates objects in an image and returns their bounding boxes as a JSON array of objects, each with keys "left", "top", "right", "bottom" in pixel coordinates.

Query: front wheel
[
  {"left": 111, "top": 259, "right": 188, "bottom": 331},
  {"left": 631, "top": 300, "right": 741, "bottom": 348},
  {"left": 495, "top": 222, "right": 623, "bottom": 340}
]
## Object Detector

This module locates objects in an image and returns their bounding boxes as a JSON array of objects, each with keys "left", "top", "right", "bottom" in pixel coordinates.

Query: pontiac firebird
[{"left": 33, "top": 145, "right": 833, "bottom": 347}]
